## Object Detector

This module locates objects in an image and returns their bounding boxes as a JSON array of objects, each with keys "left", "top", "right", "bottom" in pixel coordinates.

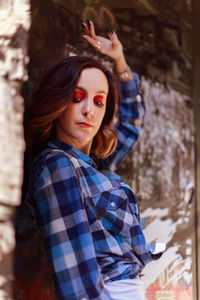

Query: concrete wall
[{"left": 0, "top": 0, "right": 30, "bottom": 298}]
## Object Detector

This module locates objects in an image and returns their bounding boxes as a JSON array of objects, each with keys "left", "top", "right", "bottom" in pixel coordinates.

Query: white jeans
[{"left": 104, "top": 278, "right": 146, "bottom": 300}]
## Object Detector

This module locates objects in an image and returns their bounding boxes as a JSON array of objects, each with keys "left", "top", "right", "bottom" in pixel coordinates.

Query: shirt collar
[{"left": 47, "top": 138, "right": 97, "bottom": 168}]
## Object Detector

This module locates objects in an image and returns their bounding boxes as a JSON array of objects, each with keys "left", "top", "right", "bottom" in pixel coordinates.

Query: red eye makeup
[
  {"left": 94, "top": 95, "right": 105, "bottom": 103},
  {"left": 73, "top": 90, "right": 85, "bottom": 100}
]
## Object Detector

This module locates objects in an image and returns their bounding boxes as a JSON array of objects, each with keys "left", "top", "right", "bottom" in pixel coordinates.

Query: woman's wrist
[{"left": 113, "top": 54, "right": 132, "bottom": 81}]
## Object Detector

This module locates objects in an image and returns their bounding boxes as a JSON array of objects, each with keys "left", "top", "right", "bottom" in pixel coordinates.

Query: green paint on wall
[
  {"left": 84, "top": 0, "right": 101, "bottom": 6},
  {"left": 138, "top": 0, "right": 157, "bottom": 15}
]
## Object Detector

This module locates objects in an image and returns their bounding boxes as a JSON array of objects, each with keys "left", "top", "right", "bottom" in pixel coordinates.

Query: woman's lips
[{"left": 77, "top": 122, "right": 93, "bottom": 128}]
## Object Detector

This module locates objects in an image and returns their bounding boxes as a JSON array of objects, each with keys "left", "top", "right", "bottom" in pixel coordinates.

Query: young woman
[{"left": 24, "top": 21, "right": 164, "bottom": 299}]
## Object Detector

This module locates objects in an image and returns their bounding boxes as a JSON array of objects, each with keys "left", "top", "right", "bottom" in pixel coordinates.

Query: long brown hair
[{"left": 24, "top": 56, "right": 120, "bottom": 159}]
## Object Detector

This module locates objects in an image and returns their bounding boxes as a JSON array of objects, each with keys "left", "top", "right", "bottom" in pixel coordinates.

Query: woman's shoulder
[
  {"left": 29, "top": 146, "right": 81, "bottom": 195},
  {"left": 32, "top": 145, "right": 75, "bottom": 179},
  {"left": 35, "top": 146, "right": 67, "bottom": 165}
]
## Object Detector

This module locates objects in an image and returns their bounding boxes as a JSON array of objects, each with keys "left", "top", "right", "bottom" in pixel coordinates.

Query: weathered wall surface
[
  {"left": 14, "top": 0, "right": 195, "bottom": 299},
  {"left": 0, "top": 0, "right": 30, "bottom": 299},
  {"left": 193, "top": 0, "right": 200, "bottom": 298},
  {"left": 117, "top": 78, "right": 194, "bottom": 299}
]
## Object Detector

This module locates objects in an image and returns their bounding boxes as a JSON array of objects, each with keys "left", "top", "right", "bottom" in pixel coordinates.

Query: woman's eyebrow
[
  {"left": 75, "top": 86, "right": 86, "bottom": 92},
  {"left": 76, "top": 86, "right": 108, "bottom": 95}
]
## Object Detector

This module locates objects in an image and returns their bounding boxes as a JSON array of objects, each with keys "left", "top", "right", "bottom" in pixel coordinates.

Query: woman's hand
[
  {"left": 82, "top": 20, "right": 132, "bottom": 81},
  {"left": 82, "top": 20, "right": 123, "bottom": 61}
]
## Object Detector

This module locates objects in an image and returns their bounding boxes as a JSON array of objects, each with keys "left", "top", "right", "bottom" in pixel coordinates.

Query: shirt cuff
[
  {"left": 120, "top": 72, "right": 140, "bottom": 98},
  {"left": 147, "top": 242, "right": 166, "bottom": 260}
]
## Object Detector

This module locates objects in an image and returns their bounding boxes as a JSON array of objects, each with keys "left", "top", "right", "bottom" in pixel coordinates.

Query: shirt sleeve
[
  {"left": 101, "top": 73, "right": 145, "bottom": 171},
  {"left": 31, "top": 153, "right": 111, "bottom": 300}
]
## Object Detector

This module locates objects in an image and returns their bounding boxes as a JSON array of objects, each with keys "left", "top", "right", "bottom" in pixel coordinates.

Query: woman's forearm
[{"left": 112, "top": 53, "right": 133, "bottom": 81}]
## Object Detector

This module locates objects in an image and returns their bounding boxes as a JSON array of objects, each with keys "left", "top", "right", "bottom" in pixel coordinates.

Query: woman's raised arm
[
  {"left": 82, "top": 20, "right": 132, "bottom": 81},
  {"left": 82, "top": 21, "right": 145, "bottom": 170}
]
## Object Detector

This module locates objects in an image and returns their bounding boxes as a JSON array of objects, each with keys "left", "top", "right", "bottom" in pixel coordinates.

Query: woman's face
[{"left": 56, "top": 67, "right": 108, "bottom": 155}]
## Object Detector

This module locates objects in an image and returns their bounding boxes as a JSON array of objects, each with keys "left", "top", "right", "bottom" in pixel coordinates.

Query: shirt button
[
  {"left": 111, "top": 202, "right": 115, "bottom": 207},
  {"left": 136, "top": 94, "right": 142, "bottom": 102}
]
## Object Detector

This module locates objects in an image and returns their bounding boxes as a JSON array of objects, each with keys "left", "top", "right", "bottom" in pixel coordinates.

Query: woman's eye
[
  {"left": 94, "top": 101, "right": 104, "bottom": 107},
  {"left": 72, "top": 91, "right": 85, "bottom": 103},
  {"left": 72, "top": 97, "right": 82, "bottom": 103},
  {"left": 94, "top": 96, "right": 105, "bottom": 107}
]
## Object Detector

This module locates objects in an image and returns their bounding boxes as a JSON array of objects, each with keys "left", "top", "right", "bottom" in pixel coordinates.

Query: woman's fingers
[
  {"left": 82, "top": 20, "right": 97, "bottom": 39},
  {"left": 108, "top": 32, "right": 119, "bottom": 46},
  {"left": 108, "top": 31, "right": 117, "bottom": 40},
  {"left": 88, "top": 21, "right": 97, "bottom": 39},
  {"left": 83, "top": 35, "right": 98, "bottom": 48},
  {"left": 82, "top": 21, "right": 123, "bottom": 59},
  {"left": 81, "top": 22, "right": 90, "bottom": 35}
]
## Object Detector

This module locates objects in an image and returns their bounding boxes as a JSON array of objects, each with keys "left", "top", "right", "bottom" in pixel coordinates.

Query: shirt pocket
[{"left": 93, "top": 187, "right": 135, "bottom": 237}]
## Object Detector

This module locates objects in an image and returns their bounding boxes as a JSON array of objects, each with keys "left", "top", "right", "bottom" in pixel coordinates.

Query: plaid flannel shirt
[{"left": 28, "top": 73, "right": 161, "bottom": 300}]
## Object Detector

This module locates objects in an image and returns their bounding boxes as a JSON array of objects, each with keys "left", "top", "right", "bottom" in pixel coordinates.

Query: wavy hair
[{"left": 24, "top": 56, "right": 120, "bottom": 159}]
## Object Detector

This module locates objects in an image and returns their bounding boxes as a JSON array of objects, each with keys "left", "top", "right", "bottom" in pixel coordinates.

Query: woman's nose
[{"left": 82, "top": 99, "right": 94, "bottom": 118}]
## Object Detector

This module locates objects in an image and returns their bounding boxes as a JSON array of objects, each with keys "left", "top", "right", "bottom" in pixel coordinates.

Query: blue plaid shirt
[{"left": 27, "top": 73, "right": 162, "bottom": 299}]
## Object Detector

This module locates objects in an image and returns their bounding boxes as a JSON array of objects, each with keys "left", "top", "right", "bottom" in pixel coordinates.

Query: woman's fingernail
[
  {"left": 81, "top": 23, "right": 85, "bottom": 29},
  {"left": 87, "top": 19, "right": 90, "bottom": 27}
]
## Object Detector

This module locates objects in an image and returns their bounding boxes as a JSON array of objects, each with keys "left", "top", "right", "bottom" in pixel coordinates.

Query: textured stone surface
[
  {"left": 118, "top": 78, "right": 194, "bottom": 202},
  {"left": 0, "top": 0, "right": 30, "bottom": 298},
  {"left": 193, "top": 0, "right": 200, "bottom": 297}
]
